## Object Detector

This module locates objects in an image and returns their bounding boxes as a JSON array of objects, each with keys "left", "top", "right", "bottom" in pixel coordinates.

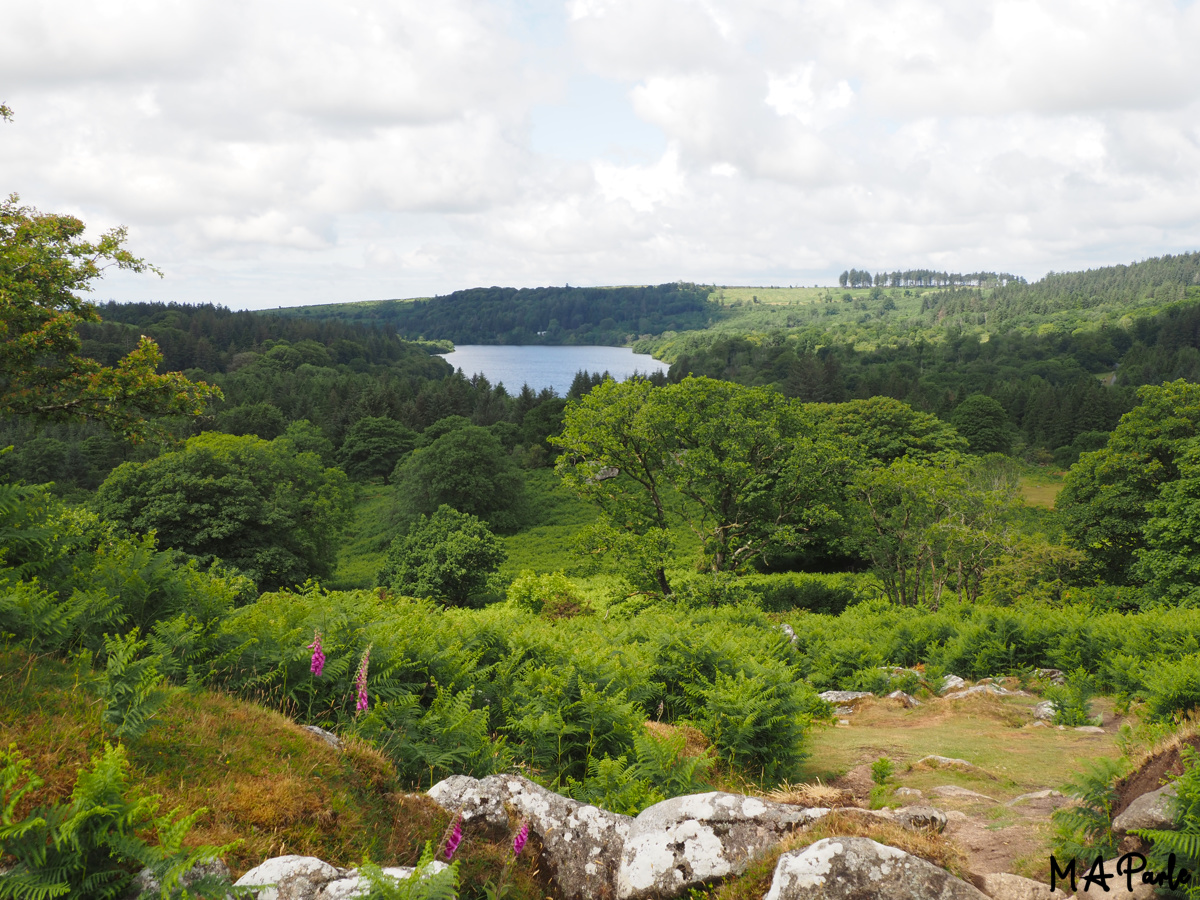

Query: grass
[
  {"left": 1018, "top": 471, "right": 1065, "bottom": 509},
  {"left": 328, "top": 483, "right": 398, "bottom": 590},
  {"left": 796, "top": 694, "right": 1122, "bottom": 801}
]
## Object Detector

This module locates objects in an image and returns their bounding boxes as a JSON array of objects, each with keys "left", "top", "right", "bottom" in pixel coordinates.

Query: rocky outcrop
[
  {"left": 1112, "top": 783, "right": 1178, "bottom": 834},
  {"left": 231, "top": 855, "right": 447, "bottom": 900},
  {"left": 817, "top": 690, "right": 875, "bottom": 705},
  {"left": 941, "top": 675, "right": 967, "bottom": 693},
  {"left": 429, "top": 773, "right": 631, "bottom": 900},
  {"left": 893, "top": 805, "right": 948, "bottom": 833},
  {"left": 977, "top": 871, "right": 1056, "bottom": 899},
  {"left": 616, "top": 792, "right": 826, "bottom": 900},
  {"left": 128, "top": 859, "right": 231, "bottom": 899},
  {"left": 765, "top": 836, "right": 989, "bottom": 900},
  {"left": 1032, "top": 700, "right": 1056, "bottom": 720},
  {"left": 944, "top": 684, "right": 1031, "bottom": 700},
  {"left": 234, "top": 856, "right": 341, "bottom": 900},
  {"left": 300, "top": 725, "right": 343, "bottom": 750}
]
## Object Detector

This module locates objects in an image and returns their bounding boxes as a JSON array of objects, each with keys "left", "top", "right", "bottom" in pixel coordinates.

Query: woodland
[{"left": 3, "top": 182, "right": 1200, "bottom": 899}]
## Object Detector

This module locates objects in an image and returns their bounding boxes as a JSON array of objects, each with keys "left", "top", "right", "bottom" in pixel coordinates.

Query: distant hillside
[{"left": 279, "top": 282, "right": 717, "bottom": 345}]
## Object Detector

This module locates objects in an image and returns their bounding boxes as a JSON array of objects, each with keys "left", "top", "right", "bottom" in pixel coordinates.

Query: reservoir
[{"left": 438, "top": 345, "right": 670, "bottom": 396}]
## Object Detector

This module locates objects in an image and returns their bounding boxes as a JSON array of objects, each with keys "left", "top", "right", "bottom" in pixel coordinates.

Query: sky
[{"left": 4, "top": 0, "right": 1200, "bottom": 310}]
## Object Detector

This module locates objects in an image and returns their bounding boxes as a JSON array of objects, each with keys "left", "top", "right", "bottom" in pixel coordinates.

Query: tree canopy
[
  {"left": 0, "top": 195, "right": 219, "bottom": 441},
  {"left": 391, "top": 424, "right": 526, "bottom": 531},
  {"left": 94, "top": 432, "right": 352, "bottom": 591},
  {"left": 554, "top": 377, "right": 855, "bottom": 590}
]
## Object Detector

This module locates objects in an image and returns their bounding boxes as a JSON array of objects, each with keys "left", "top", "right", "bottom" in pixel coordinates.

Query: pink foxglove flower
[
  {"left": 307, "top": 630, "right": 325, "bottom": 677},
  {"left": 354, "top": 646, "right": 371, "bottom": 714},
  {"left": 513, "top": 820, "right": 529, "bottom": 857},
  {"left": 443, "top": 817, "right": 462, "bottom": 861}
]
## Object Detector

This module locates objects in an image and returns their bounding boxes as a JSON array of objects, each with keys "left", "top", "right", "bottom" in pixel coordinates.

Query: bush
[
  {"left": 378, "top": 507, "right": 506, "bottom": 607},
  {"left": 1050, "top": 756, "right": 1125, "bottom": 869},
  {"left": 506, "top": 571, "right": 583, "bottom": 617},
  {"left": 746, "top": 574, "right": 858, "bottom": 615}
]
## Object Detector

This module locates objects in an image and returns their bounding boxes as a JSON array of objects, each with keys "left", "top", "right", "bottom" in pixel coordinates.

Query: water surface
[{"left": 438, "top": 345, "right": 669, "bottom": 395}]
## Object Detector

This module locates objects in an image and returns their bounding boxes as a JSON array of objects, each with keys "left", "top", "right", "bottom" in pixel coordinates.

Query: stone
[
  {"left": 780, "top": 623, "right": 797, "bottom": 644},
  {"left": 918, "top": 755, "right": 980, "bottom": 773},
  {"left": 616, "top": 792, "right": 826, "bottom": 900},
  {"left": 1036, "top": 668, "right": 1067, "bottom": 685},
  {"left": 1033, "top": 701, "right": 1057, "bottom": 720},
  {"left": 931, "top": 785, "right": 997, "bottom": 803},
  {"left": 893, "top": 805, "right": 947, "bottom": 833},
  {"left": 495, "top": 775, "right": 631, "bottom": 900},
  {"left": 1074, "top": 725, "right": 1105, "bottom": 734},
  {"left": 129, "top": 859, "right": 231, "bottom": 899},
  {"left": 1112, "top": 783, "right": 1178, "bottom": 834},
  {"left": 429, "top": 774, "right": 631, "bottom": 900},
  {"left": 234, "top": 855, "right": 342, "bottom": 900},
  {"left": 977, "top": 871, "right": 1056, "bottom": 899},
  {"left": 764, "top": 836, "right": 989, "bottom": 900},
  {"left": 941, "top": 674, "right": 967, "bottom": 693},
  {"left": 318, "top": 863, "right": 449, "bottom": 899},
  {"left": 886, "top": 690, "right": 922, "bottom": 707},
  {"left": 301, "top": 725, "right": 343, "bottom": 750},
  {"left": 817, "top": 690, "right": 875, "bottom": 704},
  {"left": 833, "top": 706, "right": 855, "bottom": 716},
  {"left": 1006, "top": 790, "right": 1063, "bottom": 806},
  {"left": 896, "top": 787, "right": 923, "bottom": 799}
]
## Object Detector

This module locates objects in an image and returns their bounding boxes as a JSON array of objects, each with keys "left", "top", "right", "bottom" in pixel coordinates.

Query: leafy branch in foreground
[{"left": 0, "top": 194, "right": 220, "bottom": 441}]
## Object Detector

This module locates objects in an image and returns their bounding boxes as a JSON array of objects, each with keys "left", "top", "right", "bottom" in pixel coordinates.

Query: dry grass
[
  {"left": 644, "top": 720, "right": 709, "bottom": 757},
  {"left": 0, "top": 649, "right": 446, "bottom": 875},
  {"left": 766, "top": 779, "right": 857, "bottom": 809}
]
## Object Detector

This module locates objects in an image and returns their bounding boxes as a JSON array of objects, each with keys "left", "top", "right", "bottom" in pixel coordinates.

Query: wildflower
[
  {"left": 307, "top": 630, "right": 325, "bottom": 677},
  {"left": 354, "top": 645, "right": 371, "bottom": 714},
  {"left": 512, "top": 820, "right": 529, "bottom": 857},
  {"left": 442, "top": 817, "right": 462, "bottom": 861}
]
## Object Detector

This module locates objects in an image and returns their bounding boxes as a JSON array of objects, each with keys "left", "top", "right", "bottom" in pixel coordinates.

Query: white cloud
[{"left": 3, "top": 0, "right": 1200, "bottom": 308}]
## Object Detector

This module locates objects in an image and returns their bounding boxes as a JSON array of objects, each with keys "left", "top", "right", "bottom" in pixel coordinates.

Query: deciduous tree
[{"left": 0, "top": 195, "right": 219, "bottom": 440}]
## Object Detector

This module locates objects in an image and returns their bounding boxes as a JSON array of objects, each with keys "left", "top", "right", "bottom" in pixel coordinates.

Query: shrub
[
  {"left": 378, "top": 506, "right": 506, "bottom": 606},
  {"left": 506, "top": 571, "right": 581, "bottom": 616}
]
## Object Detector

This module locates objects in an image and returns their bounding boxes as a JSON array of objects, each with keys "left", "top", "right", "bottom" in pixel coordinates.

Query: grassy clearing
[
  {"left": 797, "top": 695, "right": 1122, "bottom": 799},
  {"left": 328, "top": 484, "right": 398, "bottom": 590},
  {"left": 1018, "top": 472, "right": 1065, "bottom": 509}
]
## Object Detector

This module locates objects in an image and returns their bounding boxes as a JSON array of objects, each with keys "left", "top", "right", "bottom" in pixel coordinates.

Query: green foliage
[
  {"left": 1133, "top": 746, "right": 1200, "bottom": 899},
  {"left": 95, "top": 431, "right": 352, "bottom": 591},
  {"left": 1134, "top": 437, "right": 1200, "bottom": 606},
  {"left": 0, "top": 742, "right": 238, "bottom": 900},
  {"left": 811, "top": 396, "right": 967, "bottom": 464},
  {"left": 870, "top": 756, "right": 894, "bottom": 785},
  {"left": 687, "top": 666, "right": 814, "bottom": 782},
  {"left": 506, "top": 571, "right": 581, "bottom": 616},
  {"left": 0, "top": 477, "right": 55, "bottom": 580},
  {"left": 0, "top": 194, "right": 220, "bottom": 441},
  {"left": 357, "top": 686, "right": 513, "bottom": 790},
  {"left": 554, "top": 377, "right": 854, "bottom": 590},
  {"left": 1059, "top": 380, "right": 1200, "bottom": 584},
  {"left": 359, "top": 843, "right": 459, "bottom": 900},
  {"left": 97, "top": 630, "right": 168, "bottom": 742},
  {"left": 1044, "top": 669, "right": 1096, "bottom": 727},
  {"left": 949, "top": 393, "right": 1012, "bottom": 455},
  {"left": 392, "top": 426, "right": 526, "bottom": 532},
  {"left": 1049, "top": 756, "right": 1126, "bottom": 868},
  {"left": 338, "top": 417, "right": 417, "bottom": 483},
  {"left": 378, "top": 507, "right": 506, "bottom": 606},
  {"left": 565, "top": 728, "right": 713, "bottom": 816},
  {"left": 1140, "top": 653, "right": 1200, "bottom": 722}
]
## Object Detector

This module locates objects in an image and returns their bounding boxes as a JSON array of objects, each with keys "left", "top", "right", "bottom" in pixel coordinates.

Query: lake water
[{"left": 438, "top": 345, "right": 670, "bottom": 395}]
